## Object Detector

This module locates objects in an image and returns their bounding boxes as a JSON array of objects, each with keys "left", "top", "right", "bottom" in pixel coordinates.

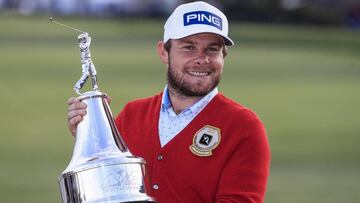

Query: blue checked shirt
[{"left": 158, "top": 86, "right": 218, "bottom": 147}]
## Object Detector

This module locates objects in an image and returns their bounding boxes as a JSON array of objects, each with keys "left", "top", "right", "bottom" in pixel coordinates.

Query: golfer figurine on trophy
[{"left": 51, "top": 18, "right": 155, "bottom": 203}]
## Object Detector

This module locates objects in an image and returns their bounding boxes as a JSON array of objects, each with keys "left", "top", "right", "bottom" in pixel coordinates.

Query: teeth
[{"left": 189, "top": 71, "right": 209, "bottom": 76}]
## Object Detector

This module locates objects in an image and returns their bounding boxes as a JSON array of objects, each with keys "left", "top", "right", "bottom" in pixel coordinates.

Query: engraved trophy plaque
[{"left": 51, "top": 18, "right": 155, "bottom": 203}]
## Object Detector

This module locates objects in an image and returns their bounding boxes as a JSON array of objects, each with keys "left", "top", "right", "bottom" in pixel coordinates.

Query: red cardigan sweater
[{"left": 115, "top": 93, "right": 270, "bottom": 203}]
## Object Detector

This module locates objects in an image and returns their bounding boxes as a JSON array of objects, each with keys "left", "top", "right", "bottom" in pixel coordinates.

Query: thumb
[{"left": 105, "top": 95, "right": 112, "bottom": 104}]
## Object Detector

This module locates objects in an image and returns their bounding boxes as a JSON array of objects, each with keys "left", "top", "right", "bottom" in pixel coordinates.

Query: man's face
[{"left": 167, "top": 33, "right": 225, "bottom": 97}]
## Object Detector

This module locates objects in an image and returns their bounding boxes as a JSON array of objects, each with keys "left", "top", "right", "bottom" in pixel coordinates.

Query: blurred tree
[{"left": 222, "top": 0, "right": 282, "bottom": 22}]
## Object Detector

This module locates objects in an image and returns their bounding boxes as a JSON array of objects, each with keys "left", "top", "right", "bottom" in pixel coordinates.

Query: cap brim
[
  {"left": 167, "top": 32, "right": 234, "bottom": 46},
  {"left": 222, "top": 36, "right": 234, "bottom": 46}
]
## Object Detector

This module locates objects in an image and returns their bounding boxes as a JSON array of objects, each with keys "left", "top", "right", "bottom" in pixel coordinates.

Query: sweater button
[
  {"left": 157, "top": 155, "right": 163, "bottom": 161},
  {"left": 153, "top": 184, "right": 159, "bottom": 190}
]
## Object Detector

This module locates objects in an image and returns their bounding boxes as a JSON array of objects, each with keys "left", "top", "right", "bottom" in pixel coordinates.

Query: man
[{"left": 67, "top": 1, "right": 270, "bottom": 202}]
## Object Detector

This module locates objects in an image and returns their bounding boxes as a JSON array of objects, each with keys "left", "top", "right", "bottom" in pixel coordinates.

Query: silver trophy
[{"left": 51, "top": 18, "right": 155, "bottom": 203}]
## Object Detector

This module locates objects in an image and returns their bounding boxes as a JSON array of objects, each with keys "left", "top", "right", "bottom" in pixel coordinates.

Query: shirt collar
[
  {"left": 161, "top": 86, "right": 172, "bottom": 111},
  {"left": 161, "top": 85, "right": 218, "bottom": 114}
]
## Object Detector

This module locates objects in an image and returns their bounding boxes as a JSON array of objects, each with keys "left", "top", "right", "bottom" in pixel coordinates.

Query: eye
[
  {"left": 206, "top": 47, "right": 221, "bottom": 53},
  {"left": 183, "top": 45, "right": 195, "bottom": 51}
]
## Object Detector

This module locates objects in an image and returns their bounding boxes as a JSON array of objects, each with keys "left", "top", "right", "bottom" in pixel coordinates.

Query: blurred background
[{"left": 0, "top": 0, "right": 359, "bottom": 202}]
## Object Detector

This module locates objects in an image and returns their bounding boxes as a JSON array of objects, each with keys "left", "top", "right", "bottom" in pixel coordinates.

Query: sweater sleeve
[
  {"left": 216, "top": 119, "right": 271, "bottom": 203},
  {"left": 114, "top": 109, "right": 124, "bottom": 136}
]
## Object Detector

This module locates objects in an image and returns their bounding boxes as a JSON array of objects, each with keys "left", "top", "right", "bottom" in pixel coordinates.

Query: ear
[{"left": 157, "top": 41, "right": 169, "bottom": 65}]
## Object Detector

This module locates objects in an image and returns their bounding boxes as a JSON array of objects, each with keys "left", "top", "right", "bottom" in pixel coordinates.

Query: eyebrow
[
  {"left": 179, "top": 39, "right": 195, "bottom": 45},
  {"left": 208, "top": 42, "right": 222, "bottom": 47}
]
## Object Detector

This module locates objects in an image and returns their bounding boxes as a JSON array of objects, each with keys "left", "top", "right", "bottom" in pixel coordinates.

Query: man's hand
[
  {"left": 66, "top": 96, "right": 111, "bottom": 136},
  {"left": 67, "top": 97, "right": 87, "bottom": 137}
]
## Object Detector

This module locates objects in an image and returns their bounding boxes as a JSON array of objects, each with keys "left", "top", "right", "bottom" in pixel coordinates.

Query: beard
[{"left": 167, "top": 61, "right": 221, "bottom": 97}]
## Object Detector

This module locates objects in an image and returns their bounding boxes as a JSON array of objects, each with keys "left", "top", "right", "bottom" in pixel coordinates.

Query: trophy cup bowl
[{"left": 59, "top": 92, "right": 155, "bottom": 203}]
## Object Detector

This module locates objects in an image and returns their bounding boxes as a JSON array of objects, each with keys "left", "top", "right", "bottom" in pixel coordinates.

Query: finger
[
  {"left": 68, "top": 115, "right": 83, "bottom": 126},
  {"left": 68, "top": 102, "right": 87, "bottom": 111},
  {"left": 67, "top": 97, "right": 79, "bottom": 105},
  {"left": 68, "top": 115, "right": 83, "bottom": 136},
  {"left": 105, "top": 96, "right": 112, "bottom": 104},
  {"left": 67, "top": 109, "right": 87, "bottom": 120}
]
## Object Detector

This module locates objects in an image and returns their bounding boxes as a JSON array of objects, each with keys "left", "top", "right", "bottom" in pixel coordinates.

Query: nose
[{"left": 194, "top": 55, "right": 210, "bottom": 65}]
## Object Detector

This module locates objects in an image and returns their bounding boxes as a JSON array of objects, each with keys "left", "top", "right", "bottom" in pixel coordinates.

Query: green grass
[{"left": 0, "top": 16, "right": 359, "bottom": 202}]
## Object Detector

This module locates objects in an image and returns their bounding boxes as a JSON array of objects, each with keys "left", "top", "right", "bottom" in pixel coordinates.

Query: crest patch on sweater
[{"left": 190, "top": 125, "right": 221, "bottom": 157}]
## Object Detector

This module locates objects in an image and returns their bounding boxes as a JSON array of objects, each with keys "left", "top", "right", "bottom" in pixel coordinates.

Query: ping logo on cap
[{"left": 183, "top": 11, "right": 223, "bottom": 31}]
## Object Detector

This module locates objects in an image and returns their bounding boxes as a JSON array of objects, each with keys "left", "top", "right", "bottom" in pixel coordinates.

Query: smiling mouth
[{"left": 187, "top": 71, "right": 211, "bottom": 76}]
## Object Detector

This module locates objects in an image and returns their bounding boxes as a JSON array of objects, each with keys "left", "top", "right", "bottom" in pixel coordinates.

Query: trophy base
[{"left": 59, "top": 156, "right": 156, "bottom": 203}]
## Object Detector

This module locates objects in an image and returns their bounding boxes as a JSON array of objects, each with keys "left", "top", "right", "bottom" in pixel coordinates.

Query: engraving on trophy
[{"left": 102, "top": 167, "right": 142, "bottom": 193}]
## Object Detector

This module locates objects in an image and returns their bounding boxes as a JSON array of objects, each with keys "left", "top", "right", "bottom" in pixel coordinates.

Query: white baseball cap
[{"left": 163, "top": 1, "right": 234, "bottom": 46}]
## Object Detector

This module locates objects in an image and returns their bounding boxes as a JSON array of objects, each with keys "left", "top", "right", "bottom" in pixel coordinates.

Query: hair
[{"left": 164, "top": 40, "right": 228, "bottom": 57}]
